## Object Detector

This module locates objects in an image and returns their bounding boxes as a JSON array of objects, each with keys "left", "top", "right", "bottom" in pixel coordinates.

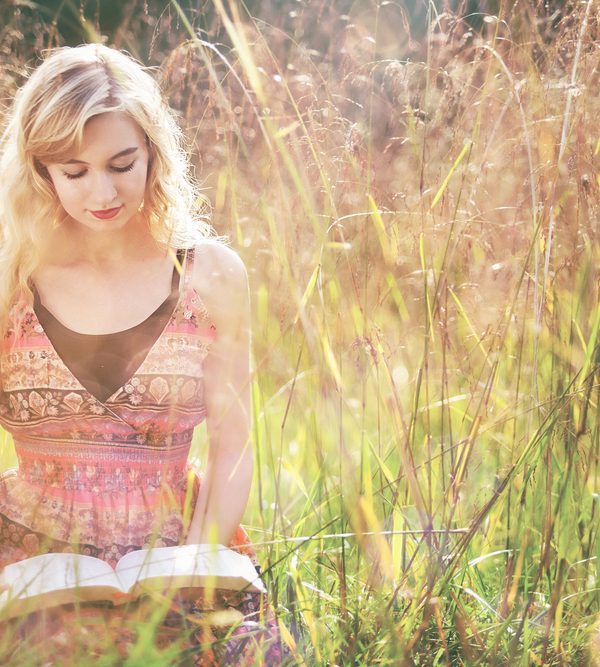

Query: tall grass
[{"left": 1, "top": 0, "right": 599, "bottom": 664}]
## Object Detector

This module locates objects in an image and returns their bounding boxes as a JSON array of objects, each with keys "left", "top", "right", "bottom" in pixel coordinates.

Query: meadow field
[{"left": 0, "top": 0, "right": 598, "bottom": 664}]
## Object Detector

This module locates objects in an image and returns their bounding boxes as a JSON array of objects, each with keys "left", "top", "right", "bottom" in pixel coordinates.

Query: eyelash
[{"left": 64, "top": 161, "right": 136, "bottom": 180}]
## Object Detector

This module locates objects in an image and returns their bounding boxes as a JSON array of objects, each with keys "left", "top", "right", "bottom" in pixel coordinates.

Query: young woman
[{"left": 0, "top": 44, "right": 284, "bottom": 664}]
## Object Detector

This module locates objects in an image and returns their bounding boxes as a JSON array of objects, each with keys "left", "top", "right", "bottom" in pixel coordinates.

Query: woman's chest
[
  {"left": 0, "top": 296, "right": 215, "bottom": 436},
  {"left": 32, "top": 258, "right": 176, "bottom": 335}
]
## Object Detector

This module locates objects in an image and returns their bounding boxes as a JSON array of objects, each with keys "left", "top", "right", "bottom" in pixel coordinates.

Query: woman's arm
[{"left": 185, "top": 242, "right": 253, "bottom": 547}]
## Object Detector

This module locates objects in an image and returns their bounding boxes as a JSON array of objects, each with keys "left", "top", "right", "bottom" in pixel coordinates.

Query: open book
[{"left": 0, "top": 544, "right": 265, "bottom": 620}]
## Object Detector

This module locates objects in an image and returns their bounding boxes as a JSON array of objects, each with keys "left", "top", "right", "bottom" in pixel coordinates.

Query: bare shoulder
[
  {"left": 190, "top": 240, "right": 249, "bottom": 331},
  {"left": 191, "top": 239, "right": 248, "bottom": 295}
]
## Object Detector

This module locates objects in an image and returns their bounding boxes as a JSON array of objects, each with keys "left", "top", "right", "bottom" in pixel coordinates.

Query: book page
[
  {"left": 0, "top": 553, "right": 124, "bottom": 619},
  {"left": 114, "top": 544, "right": 265, "bottom": 595},
  {"left": 0, "top": 553, "right": 121, "bottom": 598}
]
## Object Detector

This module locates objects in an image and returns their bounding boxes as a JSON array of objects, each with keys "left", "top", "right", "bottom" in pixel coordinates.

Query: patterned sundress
[{"left": 0, "top": 249, "right": 286, "bottom": 665}]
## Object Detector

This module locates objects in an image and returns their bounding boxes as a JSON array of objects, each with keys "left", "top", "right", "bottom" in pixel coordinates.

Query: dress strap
[
  {"left": 178, "top": 246, "right": 216, "bottom": 335},
  {"left": 181, "top": 247, "right": 195, "bottom": 291}
]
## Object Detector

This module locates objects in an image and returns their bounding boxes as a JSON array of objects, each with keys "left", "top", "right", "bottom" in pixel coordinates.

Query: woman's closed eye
[
  {"left": 112, "top": 160, "right": 136, "bottom": 174},
  {"left": 63, "top": 160, "right": 137, "bottom": 180}
]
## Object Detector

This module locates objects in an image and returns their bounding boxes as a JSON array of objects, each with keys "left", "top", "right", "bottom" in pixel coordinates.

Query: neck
[{"left": 49, "top": 217, "right": 161, "bottom": 268}]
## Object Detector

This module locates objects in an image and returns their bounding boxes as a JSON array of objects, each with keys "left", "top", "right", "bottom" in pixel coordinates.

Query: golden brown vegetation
[{"left": 1, "top": 0, "right": 599, "bottom": 664}]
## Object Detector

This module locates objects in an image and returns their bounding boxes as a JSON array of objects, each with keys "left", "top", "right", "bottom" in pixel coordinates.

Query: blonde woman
[{"left": 0, "top": 44, "right": 284, "bottom": 664}]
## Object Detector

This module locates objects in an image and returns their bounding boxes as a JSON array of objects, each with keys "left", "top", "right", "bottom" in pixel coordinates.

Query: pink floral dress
[{"left": 0, "top": 250, "right": 286, "bottom": 665}]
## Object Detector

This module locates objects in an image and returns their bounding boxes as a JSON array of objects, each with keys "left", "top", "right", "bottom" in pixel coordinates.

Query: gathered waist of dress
[
  {"left": 13, "top": 460, "right": 190, "bottom": 493},
  {"left": 11, "top": 439, "right": 193, "bottom": 493}
]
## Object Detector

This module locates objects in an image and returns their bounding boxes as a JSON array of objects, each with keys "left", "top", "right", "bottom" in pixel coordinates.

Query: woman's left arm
[{"left": 185, "top": 244, "right": 252, "bottom": 546}]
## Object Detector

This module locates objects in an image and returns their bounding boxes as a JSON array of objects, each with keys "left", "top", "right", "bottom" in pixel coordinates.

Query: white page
[
  {"left": 115, "top": 544, "right": 265, "bottom": 593},
  {"left": 0, "top": 553, "right": 120, "bottom": 602}
]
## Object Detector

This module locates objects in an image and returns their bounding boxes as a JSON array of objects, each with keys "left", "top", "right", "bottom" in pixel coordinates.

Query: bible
[{"left": 0, "top": 543, "right": 265, "bottom": 621}]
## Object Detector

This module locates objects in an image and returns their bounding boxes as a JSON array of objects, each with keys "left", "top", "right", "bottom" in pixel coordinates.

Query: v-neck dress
[
  {"left": 0, "top": 249, "right": 221, "bottom": 565},
  {"left": 31, "top": 250, "right": 183, "bottom": 404},
  {"left": 0, "top": 249, "right": 285, "bottom": 664}
]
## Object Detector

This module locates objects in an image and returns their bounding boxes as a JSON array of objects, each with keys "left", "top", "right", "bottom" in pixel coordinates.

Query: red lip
[{"left": 90, "top": 206, "right": 122, "bottom": 220}]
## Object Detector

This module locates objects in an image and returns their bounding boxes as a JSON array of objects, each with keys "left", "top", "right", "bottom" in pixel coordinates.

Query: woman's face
[{"left": 45, "top": 112, "right": 150, "bottom": 233}]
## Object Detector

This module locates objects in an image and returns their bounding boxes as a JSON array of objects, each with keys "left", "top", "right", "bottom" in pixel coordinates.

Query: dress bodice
[
  {"left": 0, "top": 249, "right": 217, "bottom": 566},
  {"left": 31, "top": 248, "right": 184, "bottom": 402}
]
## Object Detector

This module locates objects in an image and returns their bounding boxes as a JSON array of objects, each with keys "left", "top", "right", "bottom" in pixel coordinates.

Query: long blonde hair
[{"left": 0, "top": 44, "right": 212, "bottom": 336}]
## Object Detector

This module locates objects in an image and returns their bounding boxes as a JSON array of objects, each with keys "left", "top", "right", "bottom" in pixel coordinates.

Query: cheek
[
  {"left": 52, "top": 179, "right": 71, "bottom": 208},
  {"left": 136, "top": 171, "right": 148, "bottom": 192},
  {"left": 50, "top": 182, "right": 76, "bottom": 211},
  {"left": 131, "top": 165, "right": 149, "bottom": 197},
  {"left": 46, "top": 171, "right": 78, "bottom": 210}
]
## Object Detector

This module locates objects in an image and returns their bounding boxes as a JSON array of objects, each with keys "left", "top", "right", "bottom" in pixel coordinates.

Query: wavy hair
[{"left": 0, "top": 43, "right": 213, "bottom": 336}]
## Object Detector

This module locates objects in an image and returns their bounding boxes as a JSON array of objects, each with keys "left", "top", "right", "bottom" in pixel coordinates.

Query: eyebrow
[{"left": 62, "top": 146, "right": 139, "bottom": 165}]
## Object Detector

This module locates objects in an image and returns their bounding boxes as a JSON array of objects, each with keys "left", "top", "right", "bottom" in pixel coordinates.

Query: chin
[{"left": 71, "top": 212, "right": 136, "bottom": 232}]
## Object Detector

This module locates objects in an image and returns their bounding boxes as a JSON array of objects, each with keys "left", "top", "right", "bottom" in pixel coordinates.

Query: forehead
[{"left": 62, "top": 112, "right": 146, "bottom": 162}]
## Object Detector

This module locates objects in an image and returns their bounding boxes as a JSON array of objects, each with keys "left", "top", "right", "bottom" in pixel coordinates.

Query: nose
[{"left": 91, "top": 171, "right": 118, "bottom": 208}]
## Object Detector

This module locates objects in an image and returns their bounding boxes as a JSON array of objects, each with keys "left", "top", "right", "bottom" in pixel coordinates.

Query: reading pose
[{"left": 0, "top": 44, "right": 284, "bottom": 663}]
